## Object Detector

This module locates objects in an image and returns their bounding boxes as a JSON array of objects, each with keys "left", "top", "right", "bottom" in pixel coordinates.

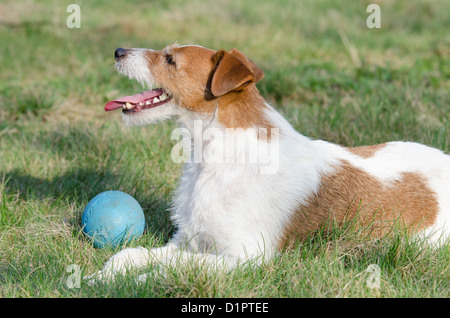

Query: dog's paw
[
  {"left": 84, "top": 246, "right": 150, "bottom": 285},
  {"left": 135, "top": 272, "right": 152, "bottom": 284},
  {"left": 84, "top": 269, "right": 113, "bottom": 286},
  {"left": 135, "top": 265, "right": 168, "bottom": 285}
]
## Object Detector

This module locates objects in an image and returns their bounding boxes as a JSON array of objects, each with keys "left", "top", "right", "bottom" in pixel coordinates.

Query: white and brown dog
[{"left": 87, "top": 44, "right": 449, "bottom": 283}]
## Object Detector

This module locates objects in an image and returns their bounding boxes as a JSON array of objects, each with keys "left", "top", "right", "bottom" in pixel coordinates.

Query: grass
[{"left": 0, "top": 0, "right": 449, "bottom": 298}]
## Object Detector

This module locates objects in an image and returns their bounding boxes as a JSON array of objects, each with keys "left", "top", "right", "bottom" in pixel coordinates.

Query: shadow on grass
[
  {"left": 1, "top": 167, "right": 174, "bottom": 243},
  {"left": 3, "top": 168, "right": 116, "bottom": 201}
]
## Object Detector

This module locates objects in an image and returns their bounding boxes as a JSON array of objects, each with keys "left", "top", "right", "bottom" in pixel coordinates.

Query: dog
[{"left": 86, "top": 44, "right": 449, "bottom": 283}]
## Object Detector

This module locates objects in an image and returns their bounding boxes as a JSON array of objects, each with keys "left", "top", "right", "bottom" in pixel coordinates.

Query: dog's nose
[{"left": 114, "top": 48, "right": 127, "bottom": 60}]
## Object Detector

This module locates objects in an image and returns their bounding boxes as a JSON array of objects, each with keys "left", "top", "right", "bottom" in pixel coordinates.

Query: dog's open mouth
[{"left": 105, "top": 88, "right": 172, "bottom": 113}]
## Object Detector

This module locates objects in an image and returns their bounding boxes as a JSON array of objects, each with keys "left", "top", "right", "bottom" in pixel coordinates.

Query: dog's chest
[
  {"left": 171, "top": 162, "right": 274, "bottom": 248},
  {"left": 173, "top": 162, "right": 253, "bottom": 219}
]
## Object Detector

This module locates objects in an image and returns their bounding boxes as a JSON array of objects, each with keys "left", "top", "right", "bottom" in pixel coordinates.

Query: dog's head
[{"left": 105, "top": 44, "right": 264, "bottom": 127}]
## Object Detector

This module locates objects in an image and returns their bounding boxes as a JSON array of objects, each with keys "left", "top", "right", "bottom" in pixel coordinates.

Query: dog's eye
[{"left": 165, "top": 54, "right": 176, "bottom": 66}]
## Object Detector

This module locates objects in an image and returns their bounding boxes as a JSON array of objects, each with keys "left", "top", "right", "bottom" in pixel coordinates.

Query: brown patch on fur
[
  {"left": 209, "top": 49, "right": 264, "bottom": 98},
  {"left": 144, "top": 45, "right": 218, "bottom": 114},
  {"left": 279, "top": 161, "right": 439, "bottom": 249},
  {"left": 209, "top": 49, "right": 272, "bottom": 132},
  {"left": 217, "top": 85, "right": 274, "bottom": 131},
  {"left": 210, "top": 50, "right": 256, "bottom": 97},
  {"left": 143, "top": 44, "right": 273, "bottom": 132},
  {"left": 348, "top": 143, "right": 387, "bottom": 158}
]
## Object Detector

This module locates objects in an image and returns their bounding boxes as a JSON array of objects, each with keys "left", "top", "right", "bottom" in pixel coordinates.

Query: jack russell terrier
[{"left": 86, "top": 44, "right": 449, "bottom": 283}]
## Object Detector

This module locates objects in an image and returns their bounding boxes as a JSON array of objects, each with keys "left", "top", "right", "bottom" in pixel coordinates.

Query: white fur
[
  {"left": 86, "top": 47, "right": 450, "bottom": 284},
  {"left": 115, "top": 48, "right": 155, "bottom": 88}
]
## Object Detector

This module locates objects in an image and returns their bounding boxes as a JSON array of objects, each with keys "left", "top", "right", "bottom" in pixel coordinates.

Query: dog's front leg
[
  {"left": 135, "top": 246, "right": 241, "bottom": 283},
  {"left": 85, "top": 243, "right": 241, "bottom": 285},
  {"left": 84, "top": 244, "right": 178, "bottom": 285}
]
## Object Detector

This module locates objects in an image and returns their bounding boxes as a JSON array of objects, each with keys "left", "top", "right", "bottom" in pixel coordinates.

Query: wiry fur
[{"left": 86, "top": 44, "right": 450, "bottom": 284}]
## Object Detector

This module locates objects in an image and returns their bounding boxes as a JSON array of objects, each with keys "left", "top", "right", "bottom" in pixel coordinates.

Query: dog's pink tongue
[{"left": 105, "top": 89, "right": 163, "bottom": 111}]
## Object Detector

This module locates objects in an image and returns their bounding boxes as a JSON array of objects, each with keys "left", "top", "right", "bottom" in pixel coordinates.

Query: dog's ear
[
  {"left": 210, "top": 49, "right": 264, "bottom": 97},
  {"left": 228, "top": 49, "right": 264, "bottom": 83}
]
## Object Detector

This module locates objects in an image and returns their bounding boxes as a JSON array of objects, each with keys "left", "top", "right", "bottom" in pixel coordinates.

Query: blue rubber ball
[{"left": 82, "top": 191, "right": 145, "bottom": 248}]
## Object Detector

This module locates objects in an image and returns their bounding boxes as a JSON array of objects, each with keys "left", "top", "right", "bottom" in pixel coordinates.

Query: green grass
[{"left": 0, "top": 0, "right": 449, "bottom": 298}]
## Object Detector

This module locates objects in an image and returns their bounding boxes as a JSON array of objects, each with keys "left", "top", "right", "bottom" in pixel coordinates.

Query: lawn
[{"left": 0, "top": 0, "right": 449, "bottom": 298}]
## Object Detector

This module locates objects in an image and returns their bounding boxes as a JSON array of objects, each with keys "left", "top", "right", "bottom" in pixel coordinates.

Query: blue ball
[{"left": 82, "top": 191, "right": 145, "bottom": 248}]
